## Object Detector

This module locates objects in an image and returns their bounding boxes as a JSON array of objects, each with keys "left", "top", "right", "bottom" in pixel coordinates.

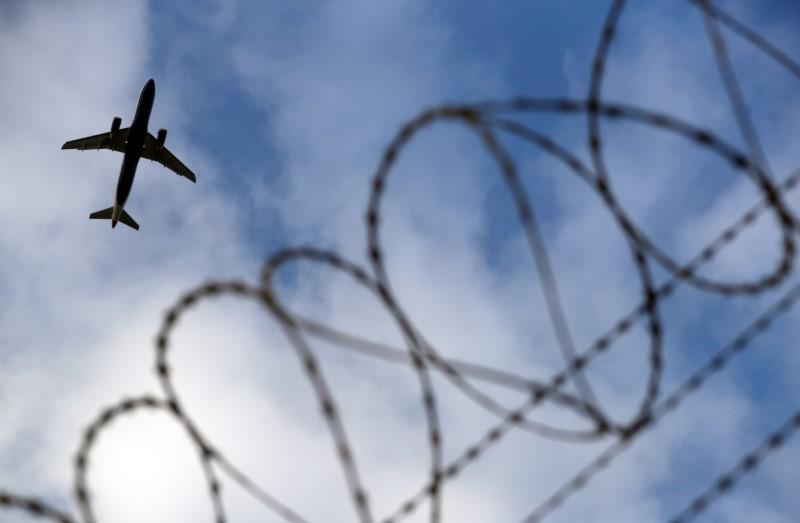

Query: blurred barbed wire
[{"left": 2, "top": 0, "right": 799, "bottom": 521}]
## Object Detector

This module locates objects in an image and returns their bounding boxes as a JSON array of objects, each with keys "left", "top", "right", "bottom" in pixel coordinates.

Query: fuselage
[{"left": 112, "top": 78, "right": 155, "bottom": 227}]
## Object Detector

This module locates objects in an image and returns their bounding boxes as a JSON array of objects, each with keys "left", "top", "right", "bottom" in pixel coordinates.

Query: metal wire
[{"left": 2, "top": 0, "right": 799, "bottom": 521}]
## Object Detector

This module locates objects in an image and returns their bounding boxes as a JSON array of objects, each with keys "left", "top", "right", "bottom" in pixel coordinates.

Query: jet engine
[
  {"left": 110, "top": 116, "right": 121, "bottom": 137},
  {"left": 156, "top": 128, "right": 167, "bottom": 149}
]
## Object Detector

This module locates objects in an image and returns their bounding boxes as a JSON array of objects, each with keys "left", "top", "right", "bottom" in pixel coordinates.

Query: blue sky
[{"left": 1, "top": 1, "right": 800, "bottom": 522}]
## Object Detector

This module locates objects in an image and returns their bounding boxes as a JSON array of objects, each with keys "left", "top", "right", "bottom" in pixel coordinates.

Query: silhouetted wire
[
  {"left": 700, "top": 2, "right": 773, "bottom": 175},
  {"left": 292, "top": 314, "right": 611, "bottom": 441},
  {"left": 377, "top": 165, "right": 800, "bottom": 523},
  {"left": 514, "top": 0, "right": 798, "bottom": 519},
  {"left": 213, "top": 454, "right": 311, "bottom": 523},
  {"left": 263, "top": 247, "right": 440, "bottom": 523},
  {"left": 373, "top": 101, "right": 797, "bottom": 523},
  {"left": 481, "top": 111, "right": 796, "bottom": 296},
  {"left": 264, "top": 252, "right": 609, "bottom": 442},
  {"left": 666, "top": 408, "right": 800, "bottom": 523},
  {"left": 74, "top": 396, "right": 169, "bottom": 523},
  {"left": 691, "top": 0, "right": 800, "bottom": 80},
  {"left": 520, "top": 279, "right": 800, "bottom": 523},
  {"left": 154, "top": 280, "right": 332, "bottom": 523},
  {"left": 0, "top": 490, "right": 74, "bottom": 523},
  {"left": 2, "top": 0, "right": 799, "bottom": 522}
]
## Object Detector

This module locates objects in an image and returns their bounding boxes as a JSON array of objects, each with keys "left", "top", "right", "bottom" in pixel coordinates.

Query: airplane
[{"left": 62, "top": 78, "right": 196, "bottom": 230}]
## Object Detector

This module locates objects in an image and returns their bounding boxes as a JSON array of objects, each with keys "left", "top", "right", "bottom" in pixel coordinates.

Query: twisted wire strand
[
  {"left": 74, "top": 396, "right": 170, "bottom": 523},
  {"left": 0, "top": 491, "right": 75, "bottom": 523},
  {"left": 377, "top": 102, "right": 799, "bottom": 521},
  {"left": 581, "top": 1, "right": 667, "bottom": 434},
  {"left": 478, "top": 98, "right": 797, "bottom": 296},
  {"left": 378, "top": 160, "right": 800, "bottom": 522},
  {"left": 2, "top": 1, "right": 799, "bottom": 522},
  {"left": 699, "top": 0, "right": 774, "bottom": 179},
  {"left": 511, "top": 0, "right": 800, "bottom": 519},
  {"left": 263, "top": 248, "right": 611, "bottom": 442},
  {"left": 154, "top": 280, "right": 341, "bottom": 523},
  {"left": 520, "top": 279, "right": 800, "bottom": 523},
  {"left": 666, "top": 408, "right": 800, "bottom": 523},
  {"left": 263, "top": 246, "right": 439, "bottom": 522},
  {"left": 293, "top": 314, "right": 612, "bottom": 441}
]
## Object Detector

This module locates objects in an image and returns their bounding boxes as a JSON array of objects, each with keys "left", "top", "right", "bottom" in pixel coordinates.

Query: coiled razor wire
[{"left": 2, "top": 0, "right": 800, "bottom": 521}]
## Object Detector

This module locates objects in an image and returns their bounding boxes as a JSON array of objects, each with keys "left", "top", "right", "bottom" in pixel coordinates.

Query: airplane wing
[
  {"left": 142, "top": 133, "right": 196, "bottom": 183},
  {"left": 62, "top": 129, "right": 129, "bottom": 152}
]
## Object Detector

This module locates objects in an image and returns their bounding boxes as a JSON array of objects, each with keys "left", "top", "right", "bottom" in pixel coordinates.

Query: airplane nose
[{"left": 143, "top": 78, "right": 155, "bottom": 96}]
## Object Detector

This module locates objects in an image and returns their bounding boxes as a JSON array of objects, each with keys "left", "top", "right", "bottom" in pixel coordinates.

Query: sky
[{"left": 1, "top": 0, "right": 800, "bottom": 522}]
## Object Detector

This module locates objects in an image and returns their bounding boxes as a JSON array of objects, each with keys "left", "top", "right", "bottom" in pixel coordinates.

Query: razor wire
[{"left": 2, "top": 0, "right": 800, "bottom": 521}]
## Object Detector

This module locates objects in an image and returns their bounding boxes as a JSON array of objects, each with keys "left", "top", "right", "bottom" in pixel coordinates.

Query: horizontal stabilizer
[
  {"left": 119, "top": 210, "right": 139, "bottom": 231},
  {"left": 88, "top": 206, "right": 139, "bottom": 230},
  {"left": 89, "top": 207, "right": 113, "bottom": 220}
]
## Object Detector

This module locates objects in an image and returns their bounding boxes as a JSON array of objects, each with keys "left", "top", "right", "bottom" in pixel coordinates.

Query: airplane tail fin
[{"left": 89, "top": 207, "right": 140, "bottom": 231}]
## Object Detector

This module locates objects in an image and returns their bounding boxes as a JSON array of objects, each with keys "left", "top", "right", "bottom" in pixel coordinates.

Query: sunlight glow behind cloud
[{"left": 1, "top": 1, "right": 799, "bottom": 522}]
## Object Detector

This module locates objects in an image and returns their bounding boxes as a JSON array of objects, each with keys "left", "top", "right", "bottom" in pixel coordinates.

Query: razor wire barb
[{"left": 2, "top": 0, "right": 800, "bottom": 522}]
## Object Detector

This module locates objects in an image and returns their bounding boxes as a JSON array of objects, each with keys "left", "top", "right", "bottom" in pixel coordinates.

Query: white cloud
[{"left": 2, "top": 1, "right": 799, "bottom": 522}]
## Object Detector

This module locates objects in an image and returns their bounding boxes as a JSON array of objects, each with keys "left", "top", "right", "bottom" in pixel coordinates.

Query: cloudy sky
[{"left": 1, "top": 0, "right": 799, "bottom": 522}]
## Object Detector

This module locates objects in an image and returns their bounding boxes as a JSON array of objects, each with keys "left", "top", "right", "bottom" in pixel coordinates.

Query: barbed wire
[{"left": 2, "top": 0, "right": 799, "bottom": 521}]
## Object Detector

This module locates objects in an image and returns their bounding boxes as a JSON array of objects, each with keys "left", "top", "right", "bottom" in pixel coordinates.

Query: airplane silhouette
[{"left": 62, "top": 79, "right": 196, "bottom": 230}]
